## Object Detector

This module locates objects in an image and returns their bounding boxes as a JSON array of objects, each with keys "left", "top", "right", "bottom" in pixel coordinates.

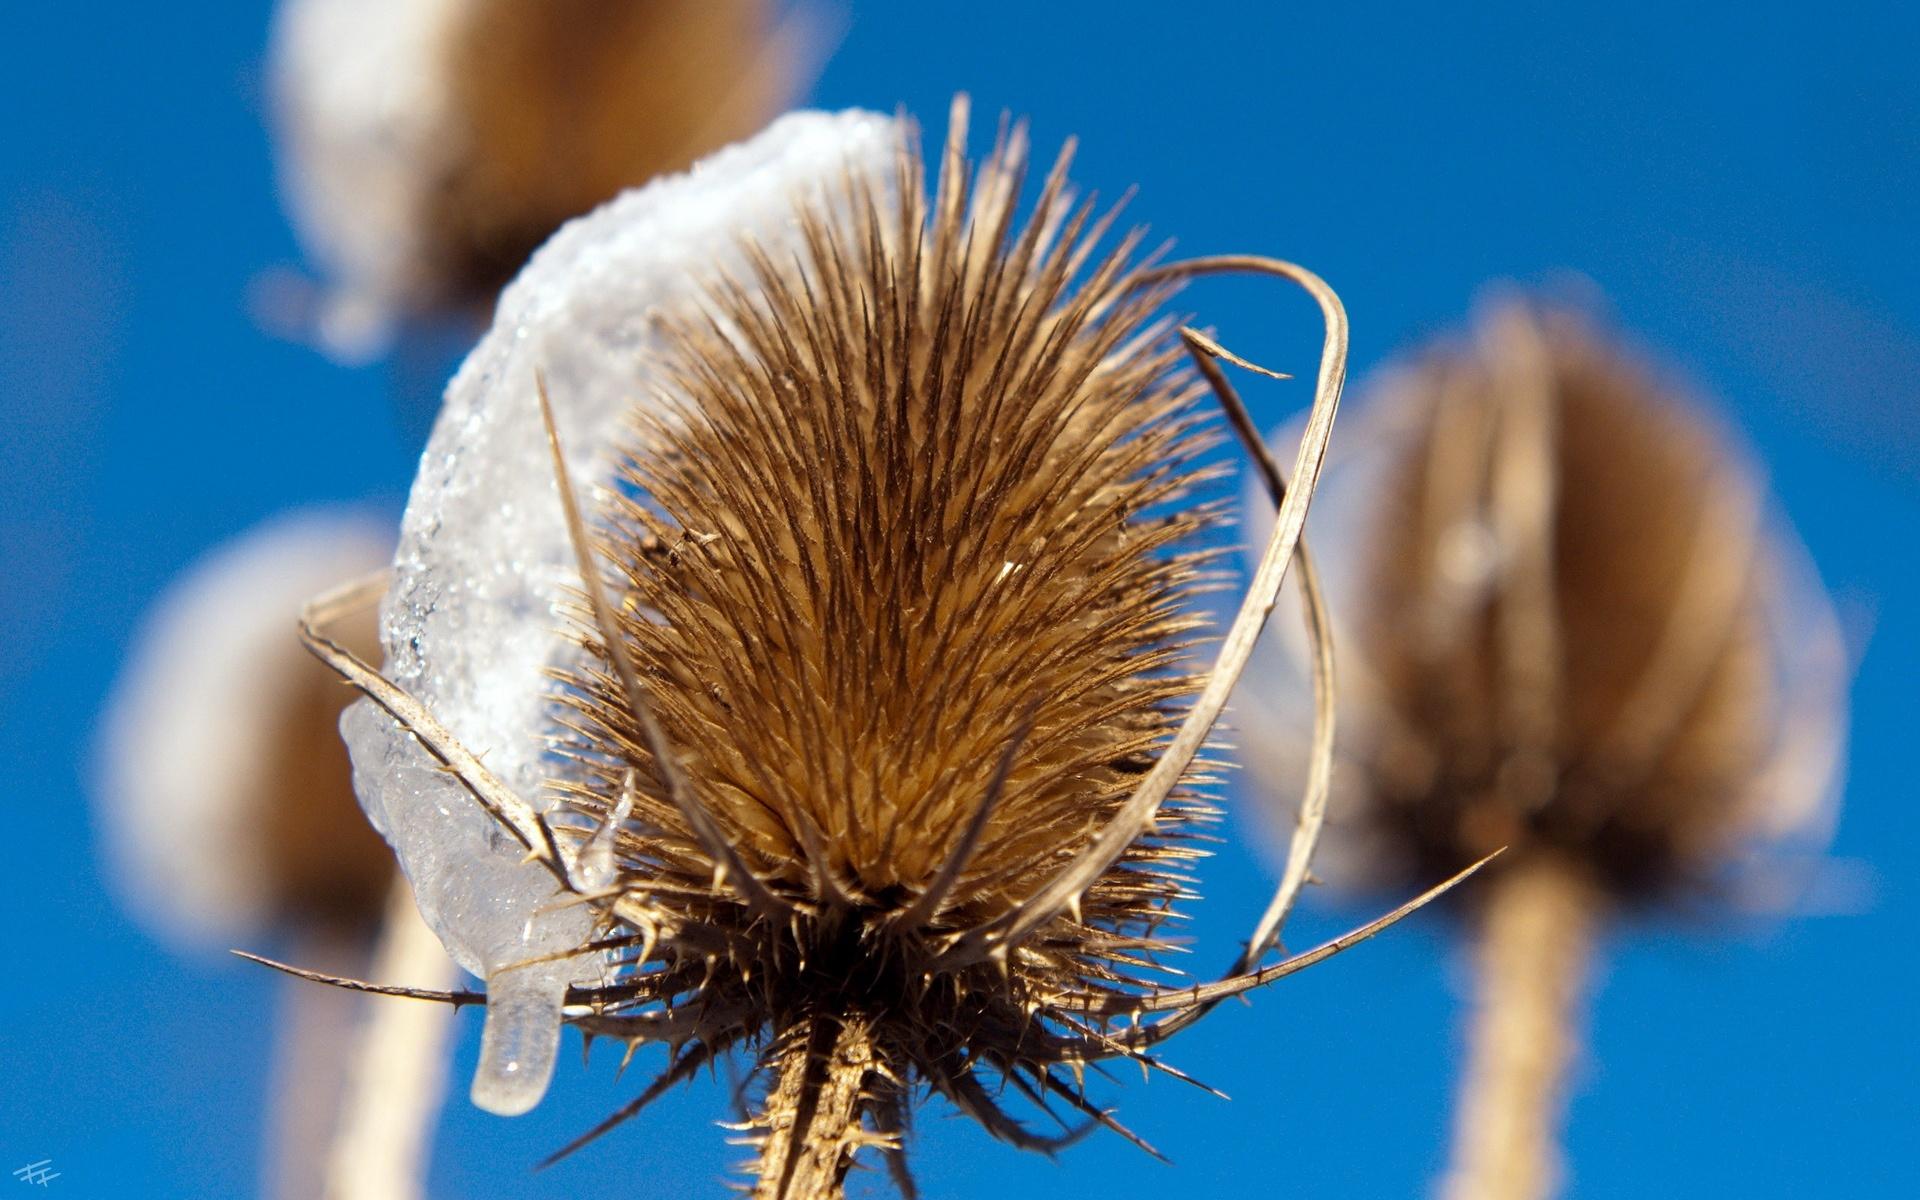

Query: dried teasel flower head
[
  {"left": 96, "top": 509, "right": 398, "bottom": 947},
  {"left": 301, "top": 102, "right": 1453, "bottom": 1195},
  {"left": 1237, "top": 297, "right": 1849, "bottom": 1200},
  {"left": 1244, "top": 298, "right": 1846, "bottom": 913},
  {"left": 268, "top": 0, "right": 796, "bottom": 355}
]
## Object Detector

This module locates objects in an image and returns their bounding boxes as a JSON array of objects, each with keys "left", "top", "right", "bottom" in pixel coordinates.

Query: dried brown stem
[
  {"left": 752, "top": 1016, "right": 878, "bottom": 1200},
  {"left": 1441, "top": 856, "right": 1599, "bottom": 1200}
]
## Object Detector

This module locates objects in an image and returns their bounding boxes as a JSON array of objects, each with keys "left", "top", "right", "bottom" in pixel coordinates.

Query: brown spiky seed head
[
  {"left": 426, "top": 0, "right": 783, "bottom": 304},
  {"left": 1349, "top": 304, "right": 1814, "bottom": 909},
  {"left": 543, "top": 114, "right": 1228, "bottom": 1192}
]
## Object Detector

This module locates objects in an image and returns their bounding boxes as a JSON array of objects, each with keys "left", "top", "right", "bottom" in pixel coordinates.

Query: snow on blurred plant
[
  {"left": 269, "top": 0, "right": 802, "bottom": 357},
  {"left": 96, "top": 509, "right": 459, "bottom": 1200}
]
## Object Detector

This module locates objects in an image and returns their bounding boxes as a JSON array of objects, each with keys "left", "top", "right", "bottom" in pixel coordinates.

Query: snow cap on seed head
[{"left": 342, "top": 109, "right": 903, "bottom": 1114}]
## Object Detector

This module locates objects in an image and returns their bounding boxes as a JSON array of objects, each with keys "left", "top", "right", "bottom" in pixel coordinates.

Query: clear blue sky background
[{"left": 2, "top": 2, "right": 1915, "bottom": 1196}]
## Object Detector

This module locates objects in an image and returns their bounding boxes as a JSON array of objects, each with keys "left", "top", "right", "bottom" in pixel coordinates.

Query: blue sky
[{"left": 1, "top": 2, "right": 1914, "bottom": 1196}]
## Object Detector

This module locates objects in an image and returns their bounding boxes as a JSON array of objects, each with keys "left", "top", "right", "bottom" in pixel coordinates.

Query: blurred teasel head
[
  {"left": 95, "top": 510, "right": 448, "bottom": 1200},
  {"left": 296, "top": 99, "right": 1451, "bottom": 1197},
  {"left": 1237, "top": 297, "right": 1848, "bottom": 1200},
  {"left": 96, "top": 508, "right": 399, "bottom": 947},
  {"left": 268, "top": 0, "right": 796, "bottom": 353}
]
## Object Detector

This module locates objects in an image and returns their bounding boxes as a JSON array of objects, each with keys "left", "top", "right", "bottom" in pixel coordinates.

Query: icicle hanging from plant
[
  {"left": 275, "top": 100, "right": 1484, "bottom": 1198},
  {"left": 1235, "top": 298, "right": 1849, "bottom": 1200}
]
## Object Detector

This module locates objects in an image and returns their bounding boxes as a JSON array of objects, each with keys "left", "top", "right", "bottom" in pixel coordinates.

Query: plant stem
[
  {"left": 265, "top": 929, "right": 363, "bottom": 1200},
  {"left": 1441, "top": 857, "right": 1599, "bottom": 1200},
  {"left": 753, "top": 1014, "right": 877, "bottom": 1200},
  {"left": 321, "top": 879, "right": 459, "bottom": 1200}
]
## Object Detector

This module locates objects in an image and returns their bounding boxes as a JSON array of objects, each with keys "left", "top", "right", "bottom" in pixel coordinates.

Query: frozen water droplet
[{"left": 470, "top": 967, "right": 568, "bottom": 1116}]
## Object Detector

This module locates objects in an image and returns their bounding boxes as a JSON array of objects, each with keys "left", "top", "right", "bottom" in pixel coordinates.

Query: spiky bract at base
[{"left": 540, "top": 110, "right": 1227, "bottom": 1193}]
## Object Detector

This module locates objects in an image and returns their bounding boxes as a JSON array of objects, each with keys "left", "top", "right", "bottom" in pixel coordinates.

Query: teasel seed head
[
  {"left": 269, "top": 0, "right": 794, "bottom": 352},
  {"left": 315, "top": 100, "right": 1439, "bottom": 1196},
  {"left": 1245, "top": 298, "right": 1846, "bottom": 916},
  {"left": 541, "top": 110, "right": 1228, "bottom": 1194},
  {"left": 1238, "top": 297, "right": 1848, "bottom": 1200},
  {"left": 97, "top": 508, "right": 397, "bottom": 946}
]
